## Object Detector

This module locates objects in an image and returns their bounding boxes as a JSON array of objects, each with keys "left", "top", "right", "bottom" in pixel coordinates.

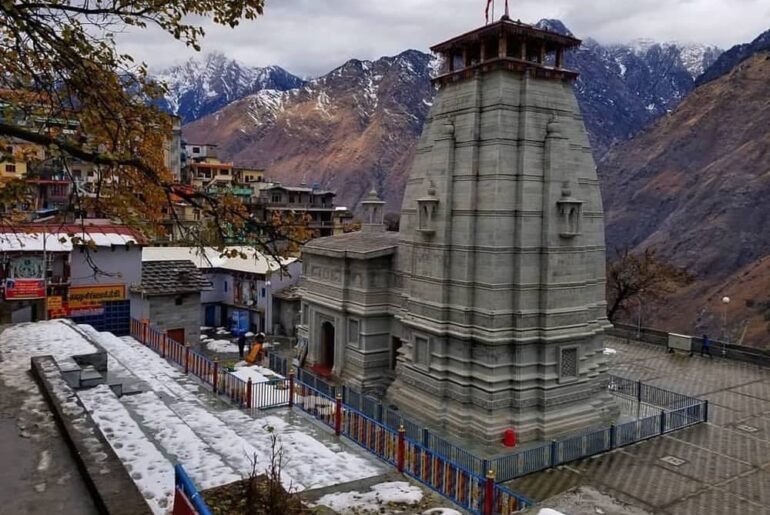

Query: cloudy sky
[{"left": 117, "top": 0, "right": 770, "bottom": 77}]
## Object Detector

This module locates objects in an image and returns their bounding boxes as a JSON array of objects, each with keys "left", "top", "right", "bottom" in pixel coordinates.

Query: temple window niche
[
  {"left": 557, "top": 181, "right": 583, "bottom": 238},
  {"left": 416, "top": 180, "right": 439, "bottom": 235}
]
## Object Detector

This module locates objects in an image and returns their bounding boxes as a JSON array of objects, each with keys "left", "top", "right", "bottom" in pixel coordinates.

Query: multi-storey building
[
  {"left": 258, "top": 184, "right": 339, "bottom": 238},
  {"left": 187, "top": 156, "right": 235, "bottom": 190},
  {"left": 183, "top": 143, "right": 218, "bottom": 161},
  {"left": 0, "top": 140, "right": 45, "bottom": 182},
  {"left": 0, "top": 222, "right": 143, "bottom": 333}
]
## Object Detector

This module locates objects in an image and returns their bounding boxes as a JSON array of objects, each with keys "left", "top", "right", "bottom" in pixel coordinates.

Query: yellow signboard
[
  {"left": 68, "top": 284, "right": 126, "bottom": 308},
  {"left": 47, "top": 296, "right": 63, "bottom": 310}
]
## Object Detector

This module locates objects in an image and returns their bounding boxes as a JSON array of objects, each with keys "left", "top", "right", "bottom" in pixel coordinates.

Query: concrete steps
[
  {"left": 59, "top": 358, "right": 106, "bottom": 389},
  {"left": 79, "top": 366, "right": 103, "bottom": 388}
]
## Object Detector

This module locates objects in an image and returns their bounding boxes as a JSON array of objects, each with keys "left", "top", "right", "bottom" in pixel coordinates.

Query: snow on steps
[{"left": 73, "top": 326, "right": 385, "bottom": 513}]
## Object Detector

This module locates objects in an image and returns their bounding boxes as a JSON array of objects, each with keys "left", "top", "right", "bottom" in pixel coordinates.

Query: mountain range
[
  {"left": 171, "top": 21, "right": 770, "bottom": 346},
  {"left": 156, "top": 52, "right": 305, "bottom": 123},
  {"left": 599, "top": 33, "right": 770, "bottom": 347},
  {"left": 174, "top": 20, "right": 722, "bottom": 209},
  {"left": 695, "top": 29, "right": 770, "bottom": 86}
]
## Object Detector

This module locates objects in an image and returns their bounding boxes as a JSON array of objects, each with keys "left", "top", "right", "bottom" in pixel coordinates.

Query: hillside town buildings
[
  {"left": 0, "top": 223, "right": 142, "bottom": 331},
  {"left": 0, "top": 109, "right": 352, "bottom": 242},
  {"left": 141, "top": 246, "right": 301, "bottom": 337}
]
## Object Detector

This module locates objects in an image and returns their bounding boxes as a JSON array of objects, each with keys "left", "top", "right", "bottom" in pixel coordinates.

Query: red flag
[{"left": 485, "top": 0, "right": 493, "bottom": 24}]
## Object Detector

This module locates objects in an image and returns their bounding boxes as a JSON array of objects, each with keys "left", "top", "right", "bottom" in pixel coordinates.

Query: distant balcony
[
  {"left": 307, "top": 221, "right": 336, "bottom": 228},
  {"left": 264, "top": 204, "right": 335, "bottom": 212},
  {"left": 48, "top": 276, "right": 70, "bottom": 286}
]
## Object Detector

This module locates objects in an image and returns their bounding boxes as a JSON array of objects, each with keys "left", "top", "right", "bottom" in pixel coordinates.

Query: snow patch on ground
[
  {"left": 422, "top": 510, "right": 462, "bottom": 515},
  {"left": 0, "top": 320, "right": 96, "bottom": 388},
  {"left": 231, "top": 364, "right": 283, "bottom": 383},
  {"left": 0, "top": 320, "right": 98, "bottom": 441},
  {"left": 37, "top": 450, "right": 51, "bottom": 472},
  {"left": 122, "top": 391, "right": 241, "bottom": 489},
  {"left": 84, "top": 330, "right": 383, "bottom": 492},
  {"left": 218, "top": 410, "right": 383, "bottom": 490},
  {"left": 603, "top": 348, "right": 618, "bottom": 355},
  {"left": 314, "top": 481, "right": 423, "bottom": 514},
  {"left": 78, "top": 386, "right": 173, "bottom": 515},
  {"left": 538, "top": 509, "right": 567, "bottom": 515},
  {"left": 205, "top": 339, "right": 238, "bottom": 353}
]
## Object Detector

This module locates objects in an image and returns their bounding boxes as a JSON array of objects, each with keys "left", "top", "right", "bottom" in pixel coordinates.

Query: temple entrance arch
[{"left": 320, "top": 321, "right": 335, "bottom": 369}]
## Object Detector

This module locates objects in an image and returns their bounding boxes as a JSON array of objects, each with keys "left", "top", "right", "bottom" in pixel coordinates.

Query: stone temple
[{"left": 297, "top": 16, "right": 618, "bottom": 445}]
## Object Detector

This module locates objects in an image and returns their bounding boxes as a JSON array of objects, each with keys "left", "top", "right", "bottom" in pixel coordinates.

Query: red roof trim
[{"left": 0, "top": 224, "right": 146, "bottom": 243}]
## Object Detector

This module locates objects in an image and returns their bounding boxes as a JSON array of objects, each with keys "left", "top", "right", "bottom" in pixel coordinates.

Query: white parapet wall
[{"left": 668, "top": 333, "right": 693, "bottom": 353}]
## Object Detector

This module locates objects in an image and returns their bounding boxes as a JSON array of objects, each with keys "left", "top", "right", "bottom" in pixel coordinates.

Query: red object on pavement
[
  {"left": 503, "top": 428, "right": 517, "bottom": 447},
  {"left": 310, "top": 364, "right": 333, "bottom": 378},
  {"left": 172, "top": 487, "right": 197, "bottom": 515}
]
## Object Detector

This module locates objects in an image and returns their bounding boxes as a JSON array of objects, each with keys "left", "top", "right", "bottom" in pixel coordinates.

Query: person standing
[
  {"left": 701, "top": 335, "right": 712, "bottom": 358},
  {"left": 237, "top": 332, "right": 247, "bottom": 359}
]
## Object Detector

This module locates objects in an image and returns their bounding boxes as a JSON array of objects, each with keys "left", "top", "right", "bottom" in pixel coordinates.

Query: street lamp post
[
  {"left": 636, "top": 296, "right": 643, "bottom": 339},
  {"left": 41, "top": 228, "right": 48, "bottom": 321},
  {"left": 265, "top": 279, "right": 272, "bottom": 335},
  {"left": 721, "top": 296, "right": 731, "bottom": 357}
]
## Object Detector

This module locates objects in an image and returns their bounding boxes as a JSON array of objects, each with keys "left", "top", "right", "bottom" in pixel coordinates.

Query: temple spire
[{"left": 361, "top": 186, "right": 385, "bottom": 232}]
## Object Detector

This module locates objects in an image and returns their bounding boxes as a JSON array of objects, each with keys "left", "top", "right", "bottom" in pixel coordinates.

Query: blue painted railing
[
  {"left": 128, "top": 322, "right": 706, "bottom": 514},
  {"left": 269, "top": 351, "right": 707, "bottom": 484},
  {"left": 174, "top": 464, "right": 212, "bottom": 515}
]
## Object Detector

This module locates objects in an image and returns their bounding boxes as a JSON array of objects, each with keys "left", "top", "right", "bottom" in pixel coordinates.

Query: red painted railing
[
  {"left": 130, "top": 318, "right": 292, "bottom": 411},
  {"left": 129, "top": 318, "right": 531, "bottom": 514}
]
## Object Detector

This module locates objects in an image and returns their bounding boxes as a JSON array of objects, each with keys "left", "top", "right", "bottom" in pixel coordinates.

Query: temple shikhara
[{"left": 298, "top": 15, "right": 619, "bottom": 445}]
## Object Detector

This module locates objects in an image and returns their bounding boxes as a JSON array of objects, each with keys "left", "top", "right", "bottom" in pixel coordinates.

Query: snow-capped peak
[
  {"left": 672, "top": 42, "right": 723, "bottom": 77},
  {"left": 535, "top": 19, "right": 574, "bottom": 37},
  {"left": 154, "top": 52, "right": 304, "bottom": 123}
]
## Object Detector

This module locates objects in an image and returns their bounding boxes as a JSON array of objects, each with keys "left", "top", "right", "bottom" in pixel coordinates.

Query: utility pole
[
  {"left": 42, "top": 227, "right": 48, "bottom": 321},
  {"left": 721, "top": 296, "right": 731, "bottom": 357},
  {"left": 265, "top": 279, "right": 272, "bottom": 335}
]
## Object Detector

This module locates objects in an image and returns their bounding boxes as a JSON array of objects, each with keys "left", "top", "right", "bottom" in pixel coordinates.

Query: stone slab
[
  {"left": 622, "top": 435, "right": 753, "bottom": 485},
  {"left": 577, "top": 451, "right": 704, "bottom": 509},
  {"left": 663, "top": 486, "right": 769, "bottom": 515},
  {"left": 703, "top": 390, "right": 770, "bottom": 416},
  {"left": 668, "top": 424, "right": 770, "bottom": 468},
  {"left": 729, "top": 381, "right": 770, "bottom": 402},
  {"left": 721, "top": 469, "right": 770, "bottom": 509},
  {"left": 30, "top": 356, "right": 152, "bottom": 515},
  {"left": 727, "top": 415, "right": 770, "bottom": 442}
]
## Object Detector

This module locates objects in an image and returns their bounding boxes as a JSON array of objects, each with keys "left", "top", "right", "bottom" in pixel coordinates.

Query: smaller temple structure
[{"left": 299, "top": 189, "right": 399, "bottom": 388}]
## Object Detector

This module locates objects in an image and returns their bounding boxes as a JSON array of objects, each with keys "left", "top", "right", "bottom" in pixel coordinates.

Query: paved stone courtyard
[{"left": 515, "top": 336, "right": 770, "bottom": 515}]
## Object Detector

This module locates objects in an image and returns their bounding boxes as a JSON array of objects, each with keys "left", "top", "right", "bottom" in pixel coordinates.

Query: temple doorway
[{"left": 320, "top": 321, "right": 335, "bottom": 370}]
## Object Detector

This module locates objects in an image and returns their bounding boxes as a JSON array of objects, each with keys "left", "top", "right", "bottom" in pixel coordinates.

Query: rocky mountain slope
[
  {"left": 538, "top": 19, "right": 721, "bottom": 155},
  {"left": 156, "top": 52, "right": 304, "bottom": 123},
  {"left": 600, "top": 50, "right": 770, "bottom": 347},
  {"left": 181, "top": 21, "right": 720, "bottom": 209},
  {"left": 184, "top": 50, "right": 434, "bottom": 210}
]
